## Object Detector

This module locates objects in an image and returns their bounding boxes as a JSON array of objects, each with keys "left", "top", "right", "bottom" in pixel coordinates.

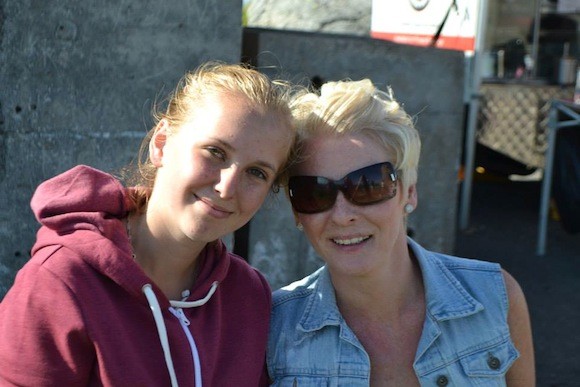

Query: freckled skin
[{"left": 147, "top": 92, "right": 292, "bottom": 249}]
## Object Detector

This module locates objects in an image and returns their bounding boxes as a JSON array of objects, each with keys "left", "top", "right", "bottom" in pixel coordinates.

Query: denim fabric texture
[{"left": 267, "top": 237, "right": 519, "bottom": 386}]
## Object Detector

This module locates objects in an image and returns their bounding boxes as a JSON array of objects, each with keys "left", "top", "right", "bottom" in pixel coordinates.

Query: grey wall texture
[
  {"left": 0, "top": 0, "right": 242, "bottom": 297},
  {"left": 0, "top": 3, "right": 465, "bottom": 298},
  {"left": 247, "top": 0, "right": 371, "bottom": 36},
  {"left": 245, "top": 28, "right": 466, "bottom": 290}
]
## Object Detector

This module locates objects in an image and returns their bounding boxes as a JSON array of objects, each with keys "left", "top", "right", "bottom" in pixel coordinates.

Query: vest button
[
  {"left": 488, "top": 355, "right": 501, "bottom": 370},
  {"left": 436, "top": 375, "right": 449, "bottom": 386}
]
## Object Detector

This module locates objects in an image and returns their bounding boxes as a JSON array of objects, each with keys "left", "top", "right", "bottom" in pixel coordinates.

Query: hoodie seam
[{"left": 33, "top": 254, "right": 96, "bottom": 346}]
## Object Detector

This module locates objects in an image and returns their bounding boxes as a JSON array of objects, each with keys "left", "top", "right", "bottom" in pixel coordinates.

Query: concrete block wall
[
  {"left": 0, "top": 5, "right": 466, "bottom": 298},
  {"left": 245, "top": 28, "right": 466, "bottom": 290},
  {"left": 0, "top": 0, "right": 242, "bottom": 297}
]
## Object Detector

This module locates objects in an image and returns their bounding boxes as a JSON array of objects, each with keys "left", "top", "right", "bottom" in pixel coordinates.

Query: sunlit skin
[
  {"left": 293, "top": 132, "right": 417, "bottom": 282},
  {"left": 130, "top": 92, "right": 292, "bottom": 299},
  {"left": 293, "top": 131, "right": 423, "bottom": 385},
  {"left": 293, "top": 131, "right": 535, "bottom": 386}
]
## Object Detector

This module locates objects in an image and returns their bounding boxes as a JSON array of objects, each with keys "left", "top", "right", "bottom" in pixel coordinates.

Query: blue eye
[
  {"left": 206, "top": 147, "right": 226, "bottom": 161},
  {"left": 249, "top": 168, "right": 267, "bottom": 181}
]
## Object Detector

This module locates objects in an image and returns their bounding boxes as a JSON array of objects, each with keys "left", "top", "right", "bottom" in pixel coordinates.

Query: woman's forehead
[{"left": 296, "top": 133, "right": 391, "bottom": 177}]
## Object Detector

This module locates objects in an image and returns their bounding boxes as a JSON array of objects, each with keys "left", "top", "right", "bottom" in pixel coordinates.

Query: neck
[
  {"left": 127, "top": 213, "right": 206, "bottom": 300},
  {"left": 332, "top": 243, "right": 424, "bottom": 322}
]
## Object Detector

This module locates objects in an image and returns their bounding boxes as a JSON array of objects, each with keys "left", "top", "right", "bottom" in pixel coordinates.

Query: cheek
[
  {"left": 187, "top": 155, "right": 219, "bottom": 182},
  {"left": 297, "top": 214, "right": 324, "bottom": 234},
  {"left": 370, "top": 202, "right": 405, "bottom": 229},
  {"left": 239, "top": 182, "right": 271, "bottom": 213}
]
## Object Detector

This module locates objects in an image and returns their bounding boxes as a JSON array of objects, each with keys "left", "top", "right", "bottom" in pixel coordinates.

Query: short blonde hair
[{"left": 291, "top": 79, "right": 421, "bottom": 191}]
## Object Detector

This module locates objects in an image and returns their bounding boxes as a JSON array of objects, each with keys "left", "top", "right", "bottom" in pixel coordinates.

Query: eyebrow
[{"left": 211, "top": 138, "right": 278, "bottom": 174}]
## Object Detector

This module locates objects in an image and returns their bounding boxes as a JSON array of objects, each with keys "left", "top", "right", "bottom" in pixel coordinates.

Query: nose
[
  {"left": 214, "top": 165, "right": 241, "bottom": 199},
  {"left": 329, "top": 192, "right": 357, "bottom": 225}
]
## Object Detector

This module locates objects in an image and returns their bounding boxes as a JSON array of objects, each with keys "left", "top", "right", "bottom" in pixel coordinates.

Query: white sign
[
  {"left": 371, "top": 0, "right": 480, "bottom": 52},
  {"left": 558, "top": 0, "right": 580, "bottom": 13}
]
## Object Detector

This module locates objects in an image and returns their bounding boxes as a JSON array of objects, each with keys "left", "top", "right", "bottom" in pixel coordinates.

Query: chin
[{"left": 330, "top": 261, "right": 378, "bottom": 277}]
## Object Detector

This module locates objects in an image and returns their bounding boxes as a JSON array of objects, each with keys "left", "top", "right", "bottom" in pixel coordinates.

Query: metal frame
[
  {"left": 459, "top": 0, "right": 489, "bottom": 230},
  {"left": 459, "top": 0, "right": 543, "bottom": 230},
  {"left": 537, "top": 99, "right": 580, "bottom": 255}
]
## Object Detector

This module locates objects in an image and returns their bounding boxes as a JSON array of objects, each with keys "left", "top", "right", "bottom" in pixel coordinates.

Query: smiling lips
[
  {"left": 195, "top": 195, "right": 234, "bottom": 218},
  {"left": 332, "top": 236, "right": 371, "bottom": 246},
  {"left": 194, "top": 192, "right": 374, "bottom": 244}
]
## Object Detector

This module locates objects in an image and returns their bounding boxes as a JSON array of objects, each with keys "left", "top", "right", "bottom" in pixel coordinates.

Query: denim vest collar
[
  {"left": 297, "top": 267, "right": 364, "bottom": 348},
  {"left": 295, "top": 237, "right": 486, "bottom": 358},
  {"left": 407, "top": 237, "right": 485, "bottom": 363},
  {"left": 409, "top": 237, "right": 484, "bottom": 321}
]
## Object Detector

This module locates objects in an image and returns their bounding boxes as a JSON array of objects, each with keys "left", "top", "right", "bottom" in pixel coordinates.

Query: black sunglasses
[{"left": 288, "top": 162, "right": 398, "bottom": 214}]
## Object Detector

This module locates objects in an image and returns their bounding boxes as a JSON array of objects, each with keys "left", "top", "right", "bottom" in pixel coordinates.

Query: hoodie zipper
[
  {"left": 143, "top": 282, "right": 218, "bottom": 387},
  {"left": 170, "top": 307, "right": 203, "bottom": 387}
]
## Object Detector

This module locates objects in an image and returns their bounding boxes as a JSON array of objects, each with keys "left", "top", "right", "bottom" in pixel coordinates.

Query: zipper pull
[{"left": 173, "top": 307, "right": 191, "bottom": 326}]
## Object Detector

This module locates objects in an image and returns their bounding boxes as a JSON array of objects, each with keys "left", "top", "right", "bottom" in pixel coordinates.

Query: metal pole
[
  {"left": 537, "top": 101, "right": 558, "bottom": 255},
  {"left": 459, "top": 0, "right": 489, "bottom": 230},
  {"left": 531, "top": 0, "right": 542, "bottom": 78}
]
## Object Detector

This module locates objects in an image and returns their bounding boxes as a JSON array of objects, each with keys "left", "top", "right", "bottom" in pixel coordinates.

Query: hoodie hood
[
  {"left": 2, "top": 165, "right": 270, "bottom": 386},
  {"left": 29, "top": 165, "right": 230, "bottom": 307}
]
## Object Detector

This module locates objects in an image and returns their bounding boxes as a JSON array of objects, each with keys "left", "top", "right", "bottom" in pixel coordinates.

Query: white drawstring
[
  {"left": 170, "top": 281, "right": 218, "bottom": 309},
  {"left": 142, "top": 284, "right": 179, "bottom": 387},
  {"left": 142, "top": 281, "right": 219, "bottom": 387},
  {"left": 170, "top": 308, "right": 203, "bottom": 387}
]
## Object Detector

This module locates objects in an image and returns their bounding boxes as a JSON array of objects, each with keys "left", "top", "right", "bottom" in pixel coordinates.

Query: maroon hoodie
[{"left": 0, "top": 165, "right": 271, "bottom": 386}]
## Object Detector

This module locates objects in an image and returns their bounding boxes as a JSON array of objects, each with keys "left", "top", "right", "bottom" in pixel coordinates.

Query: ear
[
  {"left": 149, "top": 119, "right": 169, "bottom": 168},
  {"left": 405, "top": 183, "right": 418, "bottom": 211}
]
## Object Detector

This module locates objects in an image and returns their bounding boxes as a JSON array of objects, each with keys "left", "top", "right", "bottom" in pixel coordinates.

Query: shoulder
[
  {"left": 410, "top": 237, "right": 501, "bottom": 274},
  {"left": 411, "top": 239, "right": 510, "bottom": 316},
  {"left": 25, "top": 243, "right": 86, "bottom": 285},
  {"left": 501, "top": 268, "right": 531, "bottom": 329},
  {"left": 435, "top": 253, "right": 505, "bottom": 294},
  {"left": 272, "top": 266, "right": 325, "bottom": 307},
  {"left": 432, "top": 250, "right": 502, "bottom": 273},
  {"left": 268, "top": 267, "right": 327, "bottom": 335},
  {"left": 501, "top": 269, "right": 536, "bottom": 384},
  {"left": 0, "top": 245, "right": 88, "bottom": 327},
  {"left": 417, "top": 243, "right": 504, "bottom": 292},
  {"left": 0, "top": 245, "right": 93, "bottom": 385},
  {"left": 3, "top": 243, "right": 111, "bottom": 316},
  {"left": 501, "top": 269, "right": 524, "bottom": 301}
]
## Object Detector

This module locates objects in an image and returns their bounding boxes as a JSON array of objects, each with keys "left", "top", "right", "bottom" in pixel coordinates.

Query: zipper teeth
[
  {"left": 170, "top": 307, "right": 202, "bottom": 387},
  {"left": 175, "top": 308, "right": 190, "bottom": 326}
]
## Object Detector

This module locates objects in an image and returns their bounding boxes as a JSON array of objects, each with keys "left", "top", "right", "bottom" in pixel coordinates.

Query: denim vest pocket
[
  {"left": 459, "top": 339, "right": 519, "bottom": 378},
  {"left": 417, "top": 339, "right": 519, "bottom": 386},
  {"left": 270, "top": 376, "right": 365, "bottom": 387},
  {"left": 270, "top": 377, "right": 328, "bottom": 387},
  {"left": 271, "top": 376, "right": 330, "bottom": 387}
]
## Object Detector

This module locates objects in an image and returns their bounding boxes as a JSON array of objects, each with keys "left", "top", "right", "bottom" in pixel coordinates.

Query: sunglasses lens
[
  {"left": 289, "top": 162, "right": 398, "bottom": 214},
  {"left": 346, "top": 163, "right": 397, "bottom": 205},
  {"left": 289, "top": 176, "right": 337, "bottom": 214}
]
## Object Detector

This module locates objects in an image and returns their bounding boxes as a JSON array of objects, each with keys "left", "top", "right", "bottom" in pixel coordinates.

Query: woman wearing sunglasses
[
  {"left": 0, "top": 62, "right": 297, "bottom": 386},
  {"left": 267, "top": 79, "right": 535, "bottom": 386}
]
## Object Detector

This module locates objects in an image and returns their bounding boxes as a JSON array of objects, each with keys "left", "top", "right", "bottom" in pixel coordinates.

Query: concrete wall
[
  {"left": 245, "top": 28, "right": 466, "bottom": 290},
  {"left": 247, "top": 0, "right": 371, "bottom": 36},
  {"left": 0, "top": 0, "right": 242, "bottom": 297},
  {"left": 0, "top": 5, "right": 465, "bottom": 298}
]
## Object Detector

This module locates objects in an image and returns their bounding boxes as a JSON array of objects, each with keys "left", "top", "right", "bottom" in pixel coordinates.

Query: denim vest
[{"left": 267, "top": 238, "right": 519, "bottom": 386}]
